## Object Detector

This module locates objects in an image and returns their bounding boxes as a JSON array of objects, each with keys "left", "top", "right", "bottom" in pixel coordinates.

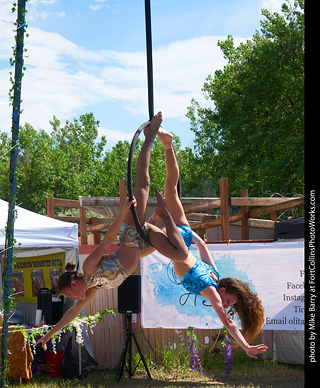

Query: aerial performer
[
  {"left": 35, "top": 112, "right": 164, "bottom": 350},
  {"left": 146, "top": 127, "right": 267, "bottom": 359}
]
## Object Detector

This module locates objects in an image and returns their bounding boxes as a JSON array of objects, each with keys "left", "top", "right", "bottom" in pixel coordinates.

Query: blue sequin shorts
[
  {"left": 177, "top": 224, "right": 193, "bottom": 250},
  {"left": 178, "top": 259, "right": 220, "bottom": 295}
]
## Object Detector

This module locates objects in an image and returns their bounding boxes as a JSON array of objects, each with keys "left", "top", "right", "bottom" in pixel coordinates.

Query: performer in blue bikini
[{"left": 146, "top": 127, "right": 267, "bottom": 359}]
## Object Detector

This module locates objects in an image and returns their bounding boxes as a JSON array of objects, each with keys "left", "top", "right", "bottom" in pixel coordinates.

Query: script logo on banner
[{"left": 141, "top": 242, "right": 304, "bottom": 330}]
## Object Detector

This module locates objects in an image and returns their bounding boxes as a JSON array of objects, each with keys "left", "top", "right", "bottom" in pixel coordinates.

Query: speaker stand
[{"left": 115, "top": 312, "right": 152, "bottom": 381}]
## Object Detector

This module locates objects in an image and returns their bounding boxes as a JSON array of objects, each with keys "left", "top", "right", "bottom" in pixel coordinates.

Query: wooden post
[
  {"left": 90, "top": 217, "right": 100, "bottom": 244},
  {"left": 46, "top": 197, "right": 54, "bottom": 218},
  {"left": 79, "top": 205, "right": 87, "bottom": 245},
  {"left": 240, "top": 189, "right": 249, "bottom": 240},
  {"left": 198, "top": 228, "right": 205, "bottom": 240},
  {"left": 220, "top": 178, "right": 230, "bottom": 241},
  {"left": 204, "top": 209, "right": 212, "bottom": 241},
  {"left": 119, "top": 179, "right": 127, "bottom": 209},
  {"left": 270, "top": 212, "right": 277, "bottom": 222}
]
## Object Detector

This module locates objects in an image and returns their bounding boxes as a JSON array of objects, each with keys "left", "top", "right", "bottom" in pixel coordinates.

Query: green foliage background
[{"left": 0, "top": 1, "right": 304, "bottom": 216}]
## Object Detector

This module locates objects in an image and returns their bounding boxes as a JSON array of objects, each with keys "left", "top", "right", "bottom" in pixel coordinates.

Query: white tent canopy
[
  {"left": 1, "top": 199, "right": 78, "bottom": 321},
  {"left": 0, "top": 199, "right": 78, "bottom": 252}
]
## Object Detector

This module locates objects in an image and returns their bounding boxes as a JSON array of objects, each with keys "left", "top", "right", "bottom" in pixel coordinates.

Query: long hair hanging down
[{"left": 218, "top": 277, "right": 265, "bottom": 344}]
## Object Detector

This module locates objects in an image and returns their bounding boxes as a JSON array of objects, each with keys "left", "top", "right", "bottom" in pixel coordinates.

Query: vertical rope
[
  {"left": 144, "top": 0, "right": 154, "bottom": 121},
  {"left": 144, "top": 0, "right": 181, "bottom": 198}
]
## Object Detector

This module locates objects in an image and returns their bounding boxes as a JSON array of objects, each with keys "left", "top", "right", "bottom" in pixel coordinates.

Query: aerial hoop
[{"left": 126, "top": 120, "right": 181, "bottom": 246}]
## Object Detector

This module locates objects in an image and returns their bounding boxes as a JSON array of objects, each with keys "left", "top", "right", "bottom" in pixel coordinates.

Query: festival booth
[
  {"left": 0, "top": 198, "right": 78, "bottom": 324},
  {"left": 1, "top": 199, "right": 99, "bottom": 380}
]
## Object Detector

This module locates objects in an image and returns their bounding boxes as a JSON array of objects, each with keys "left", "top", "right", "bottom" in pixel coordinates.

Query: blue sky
[{"left": 0, "top": 0, "right": 288, "bottom": 150}]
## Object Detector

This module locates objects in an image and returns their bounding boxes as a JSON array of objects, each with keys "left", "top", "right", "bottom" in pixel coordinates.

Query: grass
[{"left": 8, "top": 347, "right": 304, "bottom": 388}]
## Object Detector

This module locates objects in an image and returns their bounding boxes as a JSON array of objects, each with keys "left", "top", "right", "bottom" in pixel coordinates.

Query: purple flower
[
  {"left": 188, "top": 331, "right": 203, "bottom": 375},
  {"left": 221, "top": 329, "right": 233, "bottom": 379}
]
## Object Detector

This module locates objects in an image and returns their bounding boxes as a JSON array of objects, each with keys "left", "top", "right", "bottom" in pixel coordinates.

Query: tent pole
[{"left": 1, "top": 1, "right": 27, "bottom": 385}]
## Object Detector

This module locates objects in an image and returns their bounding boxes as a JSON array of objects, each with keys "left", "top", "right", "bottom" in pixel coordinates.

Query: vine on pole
[{"left": 1, "top": 1, "right": 28, "bottom": 386}]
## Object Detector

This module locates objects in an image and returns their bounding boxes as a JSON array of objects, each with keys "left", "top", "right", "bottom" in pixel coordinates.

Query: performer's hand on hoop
[
  {"left": 121, "top": 197, "right": 137, "bottom": 215},
  {"left": 127, "top": 196, "right": 137, "bottom": 208}
]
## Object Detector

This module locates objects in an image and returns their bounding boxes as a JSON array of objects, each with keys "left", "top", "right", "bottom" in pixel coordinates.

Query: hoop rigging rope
[{"left": 145, "top": 0, "right": 154, "bottom": 121}]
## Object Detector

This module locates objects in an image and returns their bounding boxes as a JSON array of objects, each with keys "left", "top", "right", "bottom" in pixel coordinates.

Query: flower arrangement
[
  {"left": 20, "top": 307, "right": 116, "bottom": 354},
  {"left": 221, "top": 328, "right": 233, "bottom": 379},
  {"left": 187, "top": 326, "right": 203, "bottom": 375}
]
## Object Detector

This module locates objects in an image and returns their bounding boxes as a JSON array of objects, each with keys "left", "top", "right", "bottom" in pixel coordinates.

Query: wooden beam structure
[
  {"left": 190, "top": 197, "right": 304, "bottom": 231},
  {"left": 46, "top": 197, "right": 113, "bottom": 245},
  {"left": 119, "top": 179, "right": 127, "bottom": 210},
  {"left": 241, "top": 189, "right": 249, "bottom": 240},
  {"left": 46, "top": 179, "right": 304, "bottom": 244},
  {"left": 182, "top": 196, "right": 300, "bottom": 214},
  {"left": 220, "top": 178, "right": 230, "bottom": 241}
]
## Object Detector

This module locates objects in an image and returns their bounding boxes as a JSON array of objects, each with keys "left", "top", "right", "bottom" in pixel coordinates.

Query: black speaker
[
  {"left": 37, "top": 288, "right": 63, "bottom": 325},
  {"left": 118, "top": 275, "right": 141, "bottom": 313}
]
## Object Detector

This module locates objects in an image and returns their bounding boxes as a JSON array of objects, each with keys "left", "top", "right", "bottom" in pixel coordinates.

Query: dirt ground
[{"left": 10, "top": 367, "right": 304, "bottom": 388}]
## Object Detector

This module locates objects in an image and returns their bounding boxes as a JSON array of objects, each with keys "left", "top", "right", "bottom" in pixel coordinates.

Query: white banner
[{"left": 141, "top": 241, "right": 304, "bottom": 330}]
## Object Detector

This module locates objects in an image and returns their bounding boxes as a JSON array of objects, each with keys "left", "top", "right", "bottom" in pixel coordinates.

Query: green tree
[
  {"left": 4, "top": 113, "right": 107, "bottom": 214},
  {"left": 1, "top": 114, "right": 197, "bottom": 215},
  {"left": 48, "top": 113, "right": 106, "bottom": 201},
  {"left": 176, "top": 146, "right": 217, "bottom": 197},
  {"left": 187, "top": 0, "right": 304, "bottom": 198},
  {"left": 0, "top": 132, "right": 11, "bottom": 202},
  {"left": 17, "top": 123, "right": 54, "bottom": 212},
  {"left": 112, "top": 134, "right": 184, "bottom": 199},
  {"left": 101, "top": 140, "right": 131, "bottom": 196}
]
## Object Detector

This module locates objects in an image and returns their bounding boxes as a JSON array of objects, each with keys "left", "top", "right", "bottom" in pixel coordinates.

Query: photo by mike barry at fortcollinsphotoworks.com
[{"left": 307, "top": 189, "right": 316, "bottom": 367}]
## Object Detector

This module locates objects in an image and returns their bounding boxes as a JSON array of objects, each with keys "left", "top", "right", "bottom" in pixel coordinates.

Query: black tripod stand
[{"left": 115, "top": 312, "right": 152, "bottom": 381}]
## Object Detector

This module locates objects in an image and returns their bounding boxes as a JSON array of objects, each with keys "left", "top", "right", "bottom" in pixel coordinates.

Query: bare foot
[
  {"left": 158, "top": 127, "right": 173, "bottom": 150},
  {"left": 144, "top": 111, "right": 163, "bottom": 138},
  {"left": 150, "top": 210, "right": 162, "bottom": 223},
  {"left": 155, "top": 188, "right": 171, "bottom": 219}
]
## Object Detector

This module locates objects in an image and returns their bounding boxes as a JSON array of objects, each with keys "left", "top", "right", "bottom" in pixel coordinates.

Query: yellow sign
[{"left": 12, "top": 252, "right": 65, "bottom": 303}]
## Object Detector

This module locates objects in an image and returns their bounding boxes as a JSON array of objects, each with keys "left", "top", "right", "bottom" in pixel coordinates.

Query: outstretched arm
[
  {"left": 201, "top": 286, "right": 268, "bottom": 358},
  {"left": 83, "top": 198, "right": 137, "bottom": 275},
  {"left": 192, "top": 231, "right": 218, "bottom": 270},
  {"left": 35, "top": 287, "right": 98, "bottom": 351}
]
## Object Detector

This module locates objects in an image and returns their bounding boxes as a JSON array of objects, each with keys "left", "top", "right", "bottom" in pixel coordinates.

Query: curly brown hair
[
  {"left": 57, "top": 262, "right": 83, "bottom": 293},
  {"left": 218, "top": 277, "right": 265, "bottom": 344}
]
